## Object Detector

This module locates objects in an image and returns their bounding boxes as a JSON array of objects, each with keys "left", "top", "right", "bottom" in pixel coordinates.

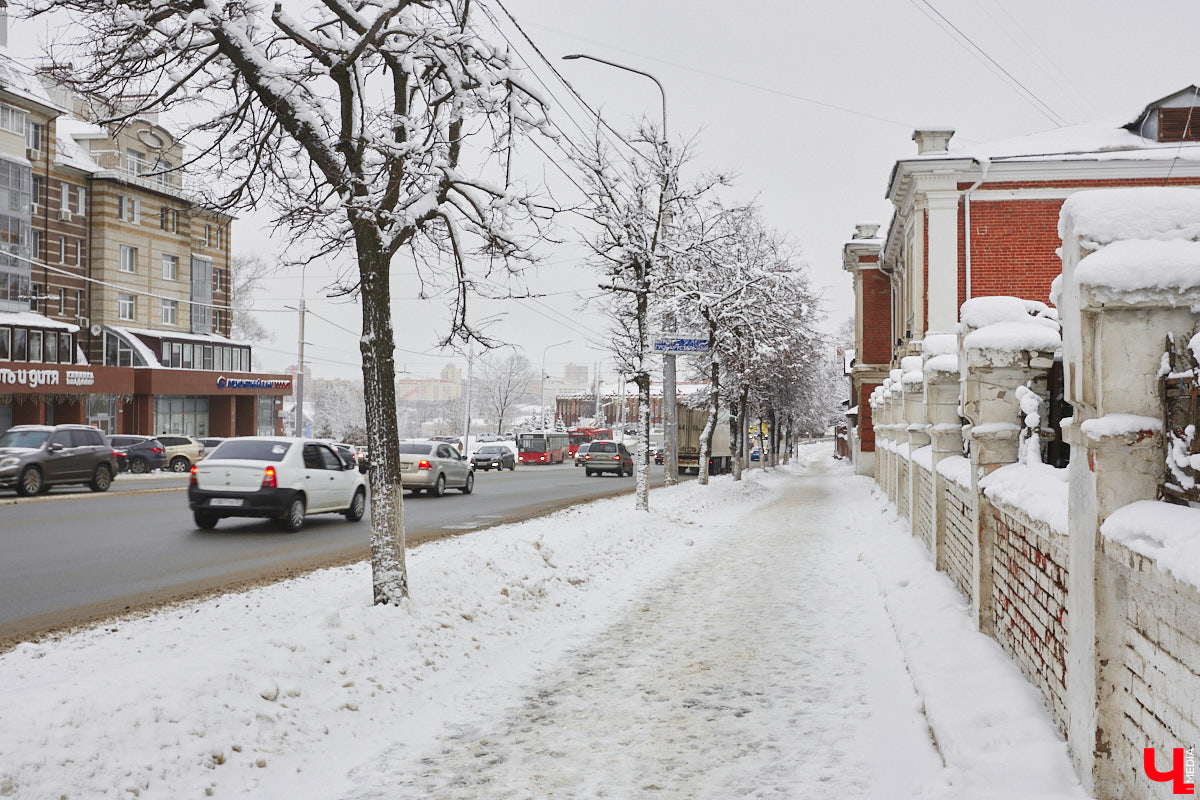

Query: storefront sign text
[
  {"left": 0, "top": 368, "right": 60, "bottom": 388},
  {"left": 216, "top": 376, "right": 291, "bottom": 390}
]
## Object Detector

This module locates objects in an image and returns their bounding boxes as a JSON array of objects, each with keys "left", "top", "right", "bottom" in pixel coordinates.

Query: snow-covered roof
[
  {"left": 941, "top": 121, "right": 1200, "bottom": 164},
  {"left": 0, "top": 54, "right": 64, "bottom": 113},
  {"left": 104, "top": 326, "right": 159, "bottom": 367},
  {"left": 112, "top": 324, "right": 251, "bottom": 348},
  {"left": 54, "top": 116, "right": 105, "bottom": 173},
  {"left": 0, "top": 310, "right": 80, "bottom": 333}
]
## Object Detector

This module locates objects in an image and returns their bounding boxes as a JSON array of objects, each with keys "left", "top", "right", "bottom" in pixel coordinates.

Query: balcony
[{"left": 91, "top": 150, "right": 192, "bottom": 196}]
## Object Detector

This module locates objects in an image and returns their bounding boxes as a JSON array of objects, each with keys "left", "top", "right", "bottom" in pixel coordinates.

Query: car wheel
[
  {"left": 280, "top": 496, "right": 306, "bottom": 532},
  {"left": 431, "top": 474, "right": 446, "bottom": 497},
  {"left": 130, "top": 457, "right": 149, "bottom": 474},
  {"left": 508, "top": 460, "right": 515, "bottom": 471},
  {"left": 17, "top": 466, "right": 42, "bottom": 496},
  {"left": 90, "top": 464, "right": 113, "bottom": 493},
  {"left": 460, "top": 472, "right": 474, "bottom": 494},
  {"left": 169, "top": 456, "right": 190, "bottom": 473},
  {"left": 345, "top": 488, "right": 366, "bottom": 522},
  {"left": 585, "top": 468, "right": 594, "bottom": 477},
  {"left": 194, "top": 512, "right": 218, "bottom": 530}
]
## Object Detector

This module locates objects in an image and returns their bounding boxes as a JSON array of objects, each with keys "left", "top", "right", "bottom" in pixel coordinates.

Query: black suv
[
  {"left": 0, "top": 425, "right": 118, "bottom": 496},
  {"left": 108, "top": 435, "right": 167, "bottom": 473}
]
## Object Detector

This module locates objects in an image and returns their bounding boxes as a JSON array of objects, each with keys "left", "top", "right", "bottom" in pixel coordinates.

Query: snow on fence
[
  {"left": 896, "top": 456, "right": 910, "bottom": 522},
  {"left": 914, "top": 462, "right": 934, "bottom": 554},
  {"left": 990, "top": 502, "right": 1070, "bottom": 734}
]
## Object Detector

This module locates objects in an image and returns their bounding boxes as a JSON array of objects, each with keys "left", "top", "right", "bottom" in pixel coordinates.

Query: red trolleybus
[
  {"left": 566, "top": 427, "right": 613, "bottom": 457},
  {"left": 517, "top": 431, "right": 569, "bottom": 464}
]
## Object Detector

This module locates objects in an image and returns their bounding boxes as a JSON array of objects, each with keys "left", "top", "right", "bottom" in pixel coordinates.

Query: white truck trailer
[{"left": 676, "top": 405, "right": 732, "bottom": 474}]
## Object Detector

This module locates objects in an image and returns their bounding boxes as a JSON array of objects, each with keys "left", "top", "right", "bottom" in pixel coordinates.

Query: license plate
[{"left": 210, "top": 498, "right": 243, "bottom": 507}]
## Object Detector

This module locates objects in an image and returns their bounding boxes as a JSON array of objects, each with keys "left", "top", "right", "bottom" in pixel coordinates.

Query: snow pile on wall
[
  {"left": 1059, "top": 187, "right": 1200, "bottom": 245},
  {"left": 936, "top": 454, "right": 972, "bottom": 488},
  {"left": 1102, "top": 500, "right": 1200, "bottom": 589},
  {"left": 1074, "top": 238, "right": 1200, "bottom": 304},
  {"left": 901, "top": 355, "right": 924, "bottom": 386},
  {"left": 979, "top": 462, "right": 1069, "bottom": 534},
  {"left": 960, "top": 297, "right": 1061, "bottom": 353}
]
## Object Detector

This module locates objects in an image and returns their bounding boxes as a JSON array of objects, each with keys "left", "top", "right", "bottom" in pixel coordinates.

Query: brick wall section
[
  {"left": 942, "top": 478, "right": 974, "bottom": 601},
  {"left": 991, "top": 503, "right": 1069, "bottom": 734},
  {"left": 856, "top": 383, "right": 878, "bottom": 451},
  {"left": 1103, "top": 539, "right": 1200, "bottom": 799},
  {"left": 897, "top": 457, "right": 910, "bottom": 521},
  {"left": 915, "top": 464, "right": 934, "bottom": 553},
  {"left": 958, "top": 198, "right": 1064, "bottom": 311},
  {"left": 861, "top": 269, "right": 892, "bottom": 364}
]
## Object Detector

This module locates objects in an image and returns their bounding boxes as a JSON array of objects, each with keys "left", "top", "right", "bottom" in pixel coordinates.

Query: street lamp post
[
  {"left": 540, "top": 340, "right": 570, "bottom": 430},
  {"left": 562, "top": 53, "right": 678, "bottom": 486}
]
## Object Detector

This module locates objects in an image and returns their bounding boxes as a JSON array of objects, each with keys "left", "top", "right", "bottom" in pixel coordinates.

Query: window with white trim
[
  {"left": 118, "top": 244, "right": 137, "bottom": 273},
  {"left": 118, "top": 293, "right": 135, "bottom": 321},
  {"left": 162, "top": 253, "right": 178, "bottom": 280},
  {"left": 161, "top": 298, "right": 177, "bottom": 325},
  {"left": 0, "top": 104, "right": 26, "bottom": 135}
]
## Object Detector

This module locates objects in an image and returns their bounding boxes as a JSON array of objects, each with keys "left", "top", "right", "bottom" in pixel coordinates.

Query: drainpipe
[{"left": 962, "top": 157, "right": 990, "bottom": 303}]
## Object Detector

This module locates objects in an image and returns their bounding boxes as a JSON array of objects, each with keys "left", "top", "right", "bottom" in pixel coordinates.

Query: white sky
[{"left": 19, "top": 1, "right": 1200, "bottom": 383}]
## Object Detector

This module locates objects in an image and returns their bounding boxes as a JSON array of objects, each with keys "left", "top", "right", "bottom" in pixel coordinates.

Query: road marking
[{"left": 0, "top": 486, "right": 187, "bottom": 506}]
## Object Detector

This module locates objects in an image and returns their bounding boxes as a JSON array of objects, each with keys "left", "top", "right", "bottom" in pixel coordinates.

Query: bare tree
[
  {"left": 478, "top": 351, "right": 532, "bottom": 433},
  {"left": 31, "top": 0, "right": 553, "bottom": 602},
  {"left": 575, "top": 124, "right": 722, "bottom": 510},
  {"left": 228, "top": 253, "right": 274, "bottom": 343}
]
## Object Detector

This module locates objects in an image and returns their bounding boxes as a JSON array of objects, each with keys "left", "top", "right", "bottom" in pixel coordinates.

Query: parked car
[
  {"left": 471, "top": 444, "right": 515, "bottom": 471},
  {"left": 198, "top": 437, "right": 227, "bottom": 452},
  {"left": 397, "top": 440, "right": 474, "bottom": 496},
  {"left": 108, "top": 435, "right": 167, "bottom": 473},
  {"left": 573, "top": 442, "right": 591, "bottom": 466},
  {"left": 0, "top": 424, "right": 117, "bottom": 496},
  {"left": 653, "top": 447, "right": 664, "bottom": 465},
  {"left": 157, "top": 434, "right": 206, "bottom": 472},
  {"left": 583, "top": 440, "right": 633, "bottom": 477},
  {"left": 188, "top": 437, "right": 367, "bottom": 531}
]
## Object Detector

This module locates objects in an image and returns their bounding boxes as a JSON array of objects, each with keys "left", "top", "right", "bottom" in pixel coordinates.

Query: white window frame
[
  {"left": 76, "top": 187, "right": 86, "bottom": 216},
  {"left": 161, "top": 253, "right": 178, "bottom": 281},
  {"left": 58, "top": 235, "right": 66, "bottom": 263},
  {"left": 75, "top": 239, "right": 83, "bottom": 267},
  {"left": 118, "top": 293, "right": 135, "bottom": 321},
  {"left": 118, "top": 244, "right": 138, "bottom": 274},
  {"left": 0, "top": 103, "right": 26, "bottom": 135},
  {"left": 161, "top": 299, "right": 177, "bottom": 325}
]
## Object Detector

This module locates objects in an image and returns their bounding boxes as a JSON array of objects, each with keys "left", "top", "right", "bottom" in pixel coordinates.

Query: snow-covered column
[
  {"left": 1056, "top": 188, "right": 1200, "bottom": 795},
  {"left": 902, "top": 354, "right": 929, "bottom": 535},
  {"left": 960, "top": 297, "right": 1061, "bottom": 635},
  {"left": 923, "top": 332, "right": 962, "bottom": 567}
]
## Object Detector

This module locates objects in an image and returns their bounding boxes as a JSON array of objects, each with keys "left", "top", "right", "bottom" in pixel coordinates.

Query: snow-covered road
[{"left": 0, "top": 445, "right": 1089, "bottom": 799}]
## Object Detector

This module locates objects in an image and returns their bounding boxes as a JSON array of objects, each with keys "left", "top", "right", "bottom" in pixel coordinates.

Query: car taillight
[
  {"left": 418, "top": 460, "right": 432, "bottom": 470},
  {"left": 189, "top": 465, "right": 198, "bottom": 486},
  {"left": 151, "top": 447, "right": 163, "bottom": 454},
  {"left": 261, "top": 465, "right": 277, "bottom": 489},
  {"left": 612, "top": 454, "right": 620, "bottom": 460}
]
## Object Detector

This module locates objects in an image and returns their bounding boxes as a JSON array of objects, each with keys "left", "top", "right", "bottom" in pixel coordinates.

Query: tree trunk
[
  {"left": 732, "top": 385, "right": 748, "bottom": 481},
  {"left": 698, "top": 319, "right": 720, "bottom": 486},
  {"left": 356, "top": 225, "right": 408, "bottom": 604},
  {"left": 634, "top": 370, "right": 651, "bottom": 511},
  {"left": 768, "top": 407, "right": 779, "bottom": 468}
]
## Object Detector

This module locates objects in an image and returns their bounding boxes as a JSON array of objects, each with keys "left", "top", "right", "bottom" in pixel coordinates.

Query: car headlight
[{"left": 0, "top": 456, "right": 19, "bottom": 470}]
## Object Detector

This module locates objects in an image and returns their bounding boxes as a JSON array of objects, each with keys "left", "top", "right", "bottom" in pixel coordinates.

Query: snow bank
[
  {"left": 0, "top": 473, "right": 787, "bottom": 799},
  {"left": 978, "top": 462, "right": 1069, "bottom": 534},
  {"left": 1102, "top": 500, "right": 1200, "bottom": 589},
  {"left": 1060, "top": 187, "right": 1200, "bottom": 245}
]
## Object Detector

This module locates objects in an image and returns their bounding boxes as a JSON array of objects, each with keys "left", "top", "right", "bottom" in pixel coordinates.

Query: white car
[{"left": 188, "top": 437, "right": 367, "bottom": 531}]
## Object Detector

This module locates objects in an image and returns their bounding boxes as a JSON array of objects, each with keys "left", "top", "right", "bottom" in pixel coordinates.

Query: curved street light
[{"left": 541, "top": 340, "right": 571, "bottom": 429}]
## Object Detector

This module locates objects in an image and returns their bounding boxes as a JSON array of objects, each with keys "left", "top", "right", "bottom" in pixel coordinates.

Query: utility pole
[
  {"left": 461, "top": 344, "right": 473, "bottom": 455},
  {"left": 294, "top": 269, "right": 307, "bottom": 437}
]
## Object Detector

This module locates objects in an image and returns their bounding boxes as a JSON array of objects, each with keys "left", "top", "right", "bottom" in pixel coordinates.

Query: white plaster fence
[{"left": 862, "top": 188, "right": 1200, "bottom": 800}]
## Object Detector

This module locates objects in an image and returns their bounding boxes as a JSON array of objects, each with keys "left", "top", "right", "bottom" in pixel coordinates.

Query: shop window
[
  {"left": 0, "top": 326, "right": 9, "bottom": 360},
  {"left": 60, "top": 333, "right": 72, "bottom": 363},
  {"left": 104, "top": 331, "right": 134, "bottom": 367},
  {"left": 181, "top": 342, "right": 192, "bottom": 369},
  {"left": 13, "top": 328, "right": 26, "bottom": 360},
  {"left": 44, "top": 330, "right": 56, "bottom": 362}
]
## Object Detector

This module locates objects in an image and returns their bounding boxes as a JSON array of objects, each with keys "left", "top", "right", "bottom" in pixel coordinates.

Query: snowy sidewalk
[{"left": 0, "top": 446, "right": 1088, "bottom": 799}]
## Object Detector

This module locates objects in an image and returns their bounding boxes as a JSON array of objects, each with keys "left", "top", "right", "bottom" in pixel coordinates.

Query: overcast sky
[{"left": 24, "top": 1, "right": 1200, "bottom": 384}]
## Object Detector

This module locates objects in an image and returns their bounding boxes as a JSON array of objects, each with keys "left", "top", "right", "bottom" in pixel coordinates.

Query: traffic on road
[{"left": 0, "top": 430, "right": 679, "bottom": 643}]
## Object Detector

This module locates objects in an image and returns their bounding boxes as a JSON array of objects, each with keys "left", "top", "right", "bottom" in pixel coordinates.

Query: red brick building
[{"left": 844, "top": 86, "right": 1200, "bottom": 473}]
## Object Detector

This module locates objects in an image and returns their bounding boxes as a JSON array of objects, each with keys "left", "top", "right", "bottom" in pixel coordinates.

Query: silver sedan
[{"left": 397, "top": 441, "right": 475, "bottom": 496}]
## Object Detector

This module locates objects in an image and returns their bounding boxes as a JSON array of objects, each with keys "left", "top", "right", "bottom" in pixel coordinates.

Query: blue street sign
[{"left": 653, "top": 337, "right": 709, "bottom": 354}]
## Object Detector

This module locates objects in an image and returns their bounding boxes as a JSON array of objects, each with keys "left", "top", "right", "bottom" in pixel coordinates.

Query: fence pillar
[{"left": 923, "top": 332, "right": 962, "bottom": 570}]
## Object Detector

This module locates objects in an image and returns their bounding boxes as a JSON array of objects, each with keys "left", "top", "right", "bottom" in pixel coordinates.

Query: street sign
[{"left": 653, "top": 337, "right": 709, "bottom": 354}]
